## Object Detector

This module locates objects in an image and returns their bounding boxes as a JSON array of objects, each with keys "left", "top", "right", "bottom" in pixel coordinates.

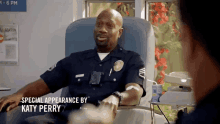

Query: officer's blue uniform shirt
[
  {"left": 40, "top": 44, "right": 146, "bottom": 111},
  {"left": 175, "top": 84, "right": 220, "bottom": 124}
]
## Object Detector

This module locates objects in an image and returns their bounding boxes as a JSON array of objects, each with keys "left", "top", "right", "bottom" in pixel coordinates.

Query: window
[
  {"left": 147, "top": 1, "right": 191, "bottom": 122},
  {"left": 149, "top": 1, "right": 183, "bottom": 82},
  {"left": 88, "top": 2, "right": 135, "bottom": 17}
]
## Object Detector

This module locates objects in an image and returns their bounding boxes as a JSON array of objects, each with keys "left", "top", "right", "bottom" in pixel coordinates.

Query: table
[
  {"left": 0, "top": 87, "right": 11, "bottom": 91},
  {"left": 149, "top": 101, "right": 195, "bottom": 113},
  {"left": 149, "top": 101, "right": 196, "bottom": 124}
]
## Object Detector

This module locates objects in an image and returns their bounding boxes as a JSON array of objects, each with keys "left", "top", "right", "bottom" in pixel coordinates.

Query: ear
[{"left": 118, "top": 28, "right": 123, "bottom": 38}]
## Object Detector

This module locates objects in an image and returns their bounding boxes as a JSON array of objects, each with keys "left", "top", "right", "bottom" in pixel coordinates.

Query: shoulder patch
[{"left": 139, "top": 67, "right": 145, "bottom": 79}]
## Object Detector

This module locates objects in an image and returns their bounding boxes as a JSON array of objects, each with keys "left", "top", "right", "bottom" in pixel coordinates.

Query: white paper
[{"left": 0, "top": 24, "right": 18, "bottom": 65}]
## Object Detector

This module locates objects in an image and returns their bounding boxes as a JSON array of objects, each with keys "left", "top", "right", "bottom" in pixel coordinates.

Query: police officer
[{"left": 0, "top": 8, "right": 146, "bottom": 124}]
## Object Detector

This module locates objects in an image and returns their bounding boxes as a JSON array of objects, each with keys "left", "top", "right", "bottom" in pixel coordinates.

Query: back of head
[{"left": 178, "top": 0, "right": 220, "bottom": 68}]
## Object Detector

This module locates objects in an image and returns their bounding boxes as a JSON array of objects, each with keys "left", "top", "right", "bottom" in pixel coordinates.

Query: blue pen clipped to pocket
[{"left": 152, "top": 81, "right": 163, "bottom": 102}]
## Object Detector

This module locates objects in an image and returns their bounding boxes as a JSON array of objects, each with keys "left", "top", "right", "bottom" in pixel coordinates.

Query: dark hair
[{"left": 178, "top": 0, "right": 220, "bottom": 67}]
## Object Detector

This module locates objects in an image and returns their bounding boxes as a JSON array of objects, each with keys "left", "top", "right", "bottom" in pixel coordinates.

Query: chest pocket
[{"left": 101, "top": 70, "right": 124, "bottom": 83}]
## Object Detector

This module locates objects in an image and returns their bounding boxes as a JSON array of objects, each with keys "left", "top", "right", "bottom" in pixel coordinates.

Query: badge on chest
[{"left": 113, "top": 60, "right": 124, "bottom": 72}]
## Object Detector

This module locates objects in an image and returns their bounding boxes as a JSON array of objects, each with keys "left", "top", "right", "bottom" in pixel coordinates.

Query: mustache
[{"left": 96, "top": 34, "right": 108, "bottom": 37}]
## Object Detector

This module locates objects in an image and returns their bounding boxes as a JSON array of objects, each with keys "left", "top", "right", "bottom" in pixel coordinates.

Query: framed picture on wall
[{"left": 0, "top": 24, "right": 19, "bottom": 66}]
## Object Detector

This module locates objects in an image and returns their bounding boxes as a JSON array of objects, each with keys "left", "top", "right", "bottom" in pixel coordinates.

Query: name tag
[{"left": 75, "top": 74, "right": 84, "bottom": 78}]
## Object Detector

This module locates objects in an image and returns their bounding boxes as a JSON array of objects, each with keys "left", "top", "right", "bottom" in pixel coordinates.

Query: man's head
[
  {"left": 93, "top": 8, "right": 123, "bottom": 53},
  {"left": 178, "top": 0, "right": 220, "bottom": 103}
]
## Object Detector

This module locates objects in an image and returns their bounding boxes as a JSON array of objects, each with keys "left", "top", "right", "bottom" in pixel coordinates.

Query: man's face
[{"left": 93, "top": 12, "right": 122, "bottom": 52}]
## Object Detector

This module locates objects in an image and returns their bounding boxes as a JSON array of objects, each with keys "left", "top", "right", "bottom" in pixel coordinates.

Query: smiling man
[
  {"left": 0, "top": 9, "right": 146, "bottom": 124},
  {"left": 94, "top": 9, "right": 123, "bottom": 53}
]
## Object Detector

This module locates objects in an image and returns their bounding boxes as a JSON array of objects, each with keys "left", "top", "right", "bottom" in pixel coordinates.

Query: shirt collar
[{"left": 86, "top": 44, "right": 126, "bottom": 59}]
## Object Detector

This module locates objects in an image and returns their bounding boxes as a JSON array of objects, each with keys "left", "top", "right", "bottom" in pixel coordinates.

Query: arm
[
  {"left": 15, "top": 78, "right": 50, "bottom": 97},
  {"left": 120, "top": 82, "right": 143, "bottom": 105},
  {"left": 101, "top": 83, "right": 144, "bottom": 116},
  {"left": 0, "top": 78, "right": 50, "bottom": 112},
  {"left": 102, "top": 53, "right": 146, "bottom": 117},
  {"left": 0, "top": 57, "right": 69, "bottom": 112},
  {"left": 74, "top": 83, "right": 144, "bottom": 124},
  {"left": 102, "top": 83, "right": 143, "bottom": 106}
]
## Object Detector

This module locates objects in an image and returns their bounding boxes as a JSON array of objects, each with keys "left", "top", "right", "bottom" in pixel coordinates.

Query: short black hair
[{"left": 178, "top": 0, "right": 220, "bottom": 67}]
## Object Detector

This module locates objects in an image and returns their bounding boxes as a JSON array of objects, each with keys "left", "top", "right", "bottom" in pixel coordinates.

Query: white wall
[{"left": 0, "top": 0, "right": 85, "bottom": 99}]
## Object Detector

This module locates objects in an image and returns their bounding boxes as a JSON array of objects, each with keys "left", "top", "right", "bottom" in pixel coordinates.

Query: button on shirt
[{"left": 40, "top": 45, "right": 146, "bottom": 110}]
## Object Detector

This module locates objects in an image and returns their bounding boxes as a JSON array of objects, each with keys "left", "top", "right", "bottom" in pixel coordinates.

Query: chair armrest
[
  {"left": 118, "top": 105, "right": 162, "bottom": 115},
  {"left": 0, "top": 103, "right": 52, "bottom": 124}
]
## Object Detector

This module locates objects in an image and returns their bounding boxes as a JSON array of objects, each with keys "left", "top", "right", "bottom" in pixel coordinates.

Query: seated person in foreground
[
  {"left": 175, "top": 0, "right": 220, "bottom": 123},
  {"left": 0, "top": 8, "right": 146, "bottom": 124}
]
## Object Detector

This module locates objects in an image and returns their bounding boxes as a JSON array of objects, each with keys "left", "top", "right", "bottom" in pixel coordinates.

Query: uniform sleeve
[
  {"left": 124, "top": 53, "right": 146, "bottom": 97},
  {"left": 40, "top": 58, "right": 69, "bottom": 93}
]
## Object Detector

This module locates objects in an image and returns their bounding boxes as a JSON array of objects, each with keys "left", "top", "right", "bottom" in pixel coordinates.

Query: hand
[
  {"left": 101, "top": 95, "right": 120, "bottom": 119},
  {"left": 68, "top": 96, "right": 119, "bottom": 124},
  {"left": 0, "top": 93, "right": 23, "bottom": 112},
  {"left": 68, "top": 104, "right": 114, "bottom": 124}
]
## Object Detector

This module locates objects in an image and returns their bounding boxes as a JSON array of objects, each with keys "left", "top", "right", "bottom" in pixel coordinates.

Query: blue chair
[{"left": 0, "top": 17, "right": 166, "bottom": 124}]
